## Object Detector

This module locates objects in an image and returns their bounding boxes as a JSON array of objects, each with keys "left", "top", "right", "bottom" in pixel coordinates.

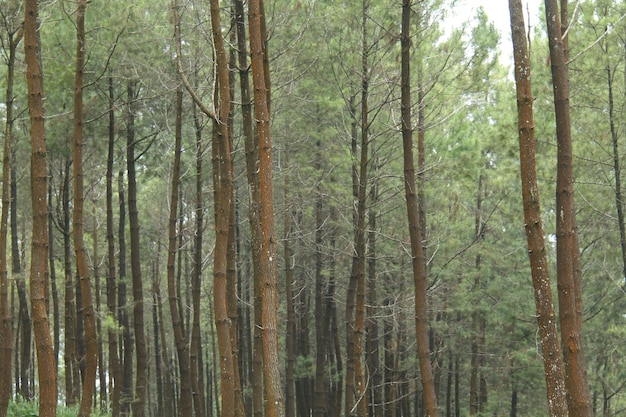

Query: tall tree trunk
[
  {"left": 118, "top": 170, "right": 133, "bottom": 417},
  {"left": 155, "top": 257, "right": 174, "bottom": 417},
  {"left": 313, "top": 143, "right": 326, "bottom": 417},
  {"left": 233, "top": 1, "right": 265, "bottom": 414},
  {"left": 544, "top": 2, "right": 592, "bottom": 416},
  {"left": 16, "top": 159, "right": 32, "bottom": 401},
  {"left": 47, "top": 169, "right": 58, "bottom": 379},
  {"left": 508, "top": 1, "right": 569, "bottom": 415},
  {"left": 285, "top": 152, "right": 296, "bottom": 417},
  {"left": 126, "top": 79, "right": 147, "bottom": 417},
  {"left": 106, "top": 73, "right": 121, "bottom": 417},
  {"left": 248, "top": 1, "right": 284, "bottom": 415},
  {"left": 190, "top": 67, "right": 207, "bottom": 417},
  {"left": 72, "top": 3, "right": 98, "bottom": 415},
  {"left": 24, "top": 0, "right": 57, "bottom": 414},
  {"left": 168, "top": 10, "right": 193, "bottom": 416},
  {"left": 63, "top": 162, "right": 78, "bottom": 406},
  {"left": 94, "top": 213, "right": 107, "bottom": 410},
  {"left": 366, "top": 173, "right": 382, "bottom": 417},
  {"left": 207, "top": 0, "right": 239, "bottom": 416},
  {"left": 0, "top": 22, "right": 21, "bottom": 417},
  {"left": 400, "top": 1, "right": 438, "bottom": 415}
]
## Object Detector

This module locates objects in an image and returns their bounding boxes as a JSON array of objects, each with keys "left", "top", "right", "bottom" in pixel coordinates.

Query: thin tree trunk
[
  {"left": 0, "top": 22, "right": 21, "bottom": 417},
  {"left": 544, "top": 2, "right": 592, "bottom": 416},
  {"left": 106, "top": 73, "right": 121, "bottom": 417},
  {"left": 168, "top": 11, "right": 193, "bottom": 416},
  {"left": 155, "top": 260, "right": 174, "bottom": 417},
  {"left": 63, "top": 160, "right": 79, "bottom": 406},
  {"left": 508, "top": 1, "right": 569, "bottom": 415},
  {"left": 313, "top": 144, "right": 326, "bottom": 417},
  {"left": 366, "top": 174, "right": 382, "bottom": 417},
  {"left": 118, "top": 170, "right": 133, "bottom": 417},
  {"left": 24, "top": 0, "right": 57, "bottom": 413},
  {"left": 208, "top": 0, "right": 239, "bottom": 416},
  {"left": 190, "top": 67, "right": 207, "bottom": 417},
  {"left": 72, "top": 3, "right": 98, "bottom": 415},
  {"left": 233, "top": 1, "right": 265, "bottom": 415},
  {"left": 285, "top": 152, "right": 296, "bottom": 417},
  {"left": 94, "top": 211, "right": 107, "bottom": 409},
  {"left": 400, "top": 1, "right": 438, "bottom": 415},
  {"left": 126, "top": 79, "right": 147, "bottom": 417}
]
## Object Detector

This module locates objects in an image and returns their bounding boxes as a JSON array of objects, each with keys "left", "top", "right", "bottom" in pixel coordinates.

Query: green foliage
[{"left": 7, "top": 397, "right": 112, "bottom": 417}]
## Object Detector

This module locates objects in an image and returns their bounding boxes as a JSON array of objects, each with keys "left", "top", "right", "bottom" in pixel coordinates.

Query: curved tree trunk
[
  {"left": 24, "top": 0, "right": 57, "bottom": 415},
  {"left": 400, "top": 1, "right": 438, "bottom": 415},
  {"left": 508, "top": 1, "right": 569, "bottom": 415}
]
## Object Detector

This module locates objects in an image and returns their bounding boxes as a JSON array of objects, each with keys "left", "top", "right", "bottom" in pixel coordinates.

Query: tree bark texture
[
  {"left": 72, "top": 3, "right": 99, "bottom": 415},
  {"left": 208, "top": 0, "right": 239, "bottom": 416},
  {"left": 248, "top": 0, "right": 285, "bottom": 415},
  {"left": 24, "top": 0, "right": 57, "bottom": 415},
  {"left": 400, "top": 0, "right": 438, "bottom": 415},
  {"left": 106, "top": 73, "right": 121, "bottom": 417},
  {"left": 0, "top": 22, "right": 21, "bottom": 417},
  {"left": 544, "top": 1, "right": 592, "bottom": 415},
  {"left": 508, "top": 1, "right": 569, "bottom": 415}
]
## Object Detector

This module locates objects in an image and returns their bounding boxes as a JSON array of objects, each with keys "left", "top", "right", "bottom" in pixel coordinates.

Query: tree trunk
[
  {"left": 313, "top": 145, "right": 326, "bottom": 417},
  {"left": 233, "top": 1, "right": 265, "bottom": 415},
  {"left": 0, "top": 22, "right": 21, "bottom": 417},
  {"left": 72, "top": 3, "right": 98, "bottom": 415},
  {"left": 106, "top": 73, "right": 121, "bottom": 417},
  {"left": 190, "top": 67, "right": 207, "bottom": 417},
  {"left": 126, "top": 79, "right": 147, "bottom": 417},
  {"left": 400, "top": 0, "right": 438, "bottom": 415},
  {"left": 366, "top": 176, "right": 382, "bottom": 417},
  {"left": 247, "top": 1, "right": 284, "bottom": 415},
  {"left": 118, "top": 170, "right": 133, "bottom": 417},
  {"left": 168, "top": 10, "right": 193, "bottom": 416},
  {"left": 207, "top": 1, "right": 239, "bottom": 416},
  {"left": 24, "top": 0, "right": 57, "bottom": 414},
  {"left": 544, "top": 2, "right": 592, "bottom": 416},
  {"left": 508, "top": 1, "right": 569, "bottom": 415}
]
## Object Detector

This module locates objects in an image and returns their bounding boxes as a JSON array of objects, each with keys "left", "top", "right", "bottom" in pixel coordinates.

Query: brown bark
[
  {"left": 24, "top": 0, "right": 57, "bottom": 414},
  {"left": 168, "top": 9, "right": 193, "bottom": 416},
  {"left": 72, "top": 3, "right": 98, "bottom": 415},
  {"left": 508, "top": 1, "right": 569, "bottom": 415},
  {"left": 544, "top": 1, "right": 592, "bottom": 416},
  {"left": 233, "top": 1, "right": 265, "bottom": 414},
  {"left": 106, "top": 73, "right": 121, "bottom": 417},
  {"left": 126, "top": 79, "right": 147, "bottom": 417},
  {"left": 248, "top": 0, "right": 284, "bottom": 415},
  {"left": 207, "top": 0, "right": 239, "bottom": 416},
  {"left": 400, "top": 0, "right": 438, "bottom": 415},
  {"left": 0, "top": 22, "right": 21, "bottom": 417}
]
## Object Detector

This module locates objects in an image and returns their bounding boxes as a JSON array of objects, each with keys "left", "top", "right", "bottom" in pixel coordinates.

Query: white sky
[{"left": 448, "top": 0, "right": 544, "bottom": 61}]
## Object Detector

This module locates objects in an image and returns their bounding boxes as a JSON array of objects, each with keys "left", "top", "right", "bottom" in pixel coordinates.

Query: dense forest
[{"left": 0, "top": 0, "right": 625, "bottom": 416}]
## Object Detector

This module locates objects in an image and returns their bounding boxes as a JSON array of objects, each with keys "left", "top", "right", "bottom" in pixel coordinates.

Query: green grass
[{"left": 7, "top": 397, "right": 111, "bottom": 417}]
